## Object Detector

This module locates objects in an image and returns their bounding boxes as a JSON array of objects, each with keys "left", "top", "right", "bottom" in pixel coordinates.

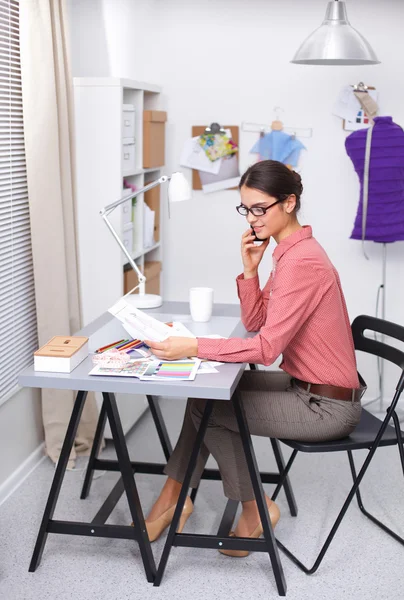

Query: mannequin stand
[{"left": 362, "top": 243, "right": 386, "bottom": 413}]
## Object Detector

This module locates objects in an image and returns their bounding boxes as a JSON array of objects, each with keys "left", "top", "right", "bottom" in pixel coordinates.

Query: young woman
[{"left": 144, "top": 160, "right": 363, "bottom": 557}]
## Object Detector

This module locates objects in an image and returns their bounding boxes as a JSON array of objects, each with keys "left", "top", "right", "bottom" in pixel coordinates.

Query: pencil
[
  {"left": 118, "top": 339, "right": 142, "bottom": 351},
  {"left": 115, "top": 339, "right": 136, "bottom": 350},
  {"left": 96, "top": 338, "right": 127, "bottom": 353}
]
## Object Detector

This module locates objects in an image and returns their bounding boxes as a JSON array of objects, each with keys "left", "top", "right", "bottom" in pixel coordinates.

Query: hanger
[
  {"left": 271, "top": 106, "right": 284, "bottom": 131},
  {"left": 204, "top": 122, "right": 226, "bottom": 135},
  {"left": 352, "top": 81, "right": 369, "bottom": 93}
]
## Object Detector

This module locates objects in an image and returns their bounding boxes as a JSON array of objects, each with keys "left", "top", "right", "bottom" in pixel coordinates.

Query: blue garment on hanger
[{"left": 250, "top": 131, "right": 305, "bottom": 166}]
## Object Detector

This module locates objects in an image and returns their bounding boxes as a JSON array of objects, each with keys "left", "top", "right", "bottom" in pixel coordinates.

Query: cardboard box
[
  {"left": 143, "top": 110, "right": 167, "bottom": 168},
  {"left": 144, "top": 185, "right": 160, "bottom": 242},
  {"left": 124, "top": 260, "right": 162, "bottom": 295}
]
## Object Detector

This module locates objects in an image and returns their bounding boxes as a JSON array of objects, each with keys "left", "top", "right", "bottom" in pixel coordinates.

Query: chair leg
[
  {"left": 233, "top": 390, "right": 287, "bottom": 596},
  {"left": 270, "top": 439, "right": 298, "bottom": 516},
  {"left": 277, "top": 432, "right": 404, "bottom": 575},
  {"left": 347, "top": 450, "right": 404, "bottom": 545},
  {"left": 271, "top": 449, "right": 298, "bottom": 504},
  {"left": 391, "top": 411, "right": 404, "bottom": 476}
]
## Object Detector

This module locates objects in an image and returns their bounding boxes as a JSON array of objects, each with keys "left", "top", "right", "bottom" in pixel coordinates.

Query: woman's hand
[
  {"left": 144, "top": 337, "right": 199, "bottom": 361},
  {"left": 241, "top": 228, "right": 270, "bottom": 277}
]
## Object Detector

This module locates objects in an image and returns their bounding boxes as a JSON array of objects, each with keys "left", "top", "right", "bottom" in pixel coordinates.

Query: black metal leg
[
  {"left": 347, "top": 450, "right": 404, "bottom": 545},
  {"left": 103, "top": 392, "right": 156, "bottom": 583},
  {"left": 147, "top": 395, "right": 173, "bottom": 461},
  {"left": 248, "top": 364, "right": 298, "bottom": 517},
  {"left": 154, "top": 400, "right": 214, "bottom": 587},
  {"left": 147, "top": 395, "right": 201, "bottom": 504},
  {"left": 270, "top": 439, "right": 298, "bottom": 516},
  {"left": 271, "top": 450, "right": 298, "bottom": 502},
  {"left": 29, "top": 390, "right": 88, "bottom": 572},
  {"left": 391, "top": 410, "right": 404, "bottom": 476},
  {"left": 80, "top": 399, "right": 107, "bottom": 499},
  {"left": 233, "top": 390, "right": 287, "bottom": 596},
  {"left": 216, "top": 499, "right": 239, "bottom": 537},
  {"left": 276, "top": 405, "right": 404, "bottom": 574}
]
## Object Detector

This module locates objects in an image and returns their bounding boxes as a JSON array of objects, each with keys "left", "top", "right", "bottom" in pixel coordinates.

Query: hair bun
[{"left": 291, "top": 170, "right": 303, "bottom": 195}]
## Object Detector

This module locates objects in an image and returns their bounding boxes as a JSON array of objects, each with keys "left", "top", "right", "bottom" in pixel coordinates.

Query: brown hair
[{"left": 239, "top": 160, "right": 303, "bottom": 213}]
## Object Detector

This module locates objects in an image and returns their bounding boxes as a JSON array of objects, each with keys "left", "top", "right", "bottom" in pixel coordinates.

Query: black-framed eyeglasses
[{"left": 236, "top": 195, "right": 289, "bottom": 217}]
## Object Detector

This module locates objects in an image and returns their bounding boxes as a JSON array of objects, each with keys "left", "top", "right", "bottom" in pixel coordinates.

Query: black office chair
[{"left": 270, "top": 315, "right": 404, "bottom": 574}]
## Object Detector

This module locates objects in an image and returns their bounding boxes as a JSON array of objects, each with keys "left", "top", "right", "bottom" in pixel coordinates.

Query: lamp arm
[
  {"left": 99, "top": 174, "right": 170, "bottom": 297},
  {"left": 101, "top": 212, "right": 145, "bottom": 285},
  {"left": 100, "top": 175, "right": 169, "bottom": 216}
]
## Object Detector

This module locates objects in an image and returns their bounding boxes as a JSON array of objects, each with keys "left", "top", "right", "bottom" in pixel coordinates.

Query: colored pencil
[
  {"left": 115, "top": 339, "right": 137, "bottom": 350},
  {"left": 117, "top": 339, "right": 142, "bottom": 351},
  {"left": 96, "top": 339, "right": 127, "bottom": 353}
]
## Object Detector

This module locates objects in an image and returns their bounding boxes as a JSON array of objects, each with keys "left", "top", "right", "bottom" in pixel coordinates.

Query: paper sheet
[
  {"left": 180, "top": 136, "right": 222, "bottom": 174},
  {"left": 109, "top": 299, "right": 174, "bottom": 342},
  {"left": 108, "top": 300, "right": 198, "bottom": 342},
  {"left": 332, "top": 85, "right": 362, "bottom": 121}
]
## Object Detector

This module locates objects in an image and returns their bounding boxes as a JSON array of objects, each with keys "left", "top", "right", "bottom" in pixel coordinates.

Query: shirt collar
[{"left": 273, "top": 225, "right": 312, "bottom": 262}]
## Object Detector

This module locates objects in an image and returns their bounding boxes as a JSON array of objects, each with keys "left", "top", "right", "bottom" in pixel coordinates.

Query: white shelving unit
[{"left": 73, "top": 77, "right": 165, "bottom": 436}]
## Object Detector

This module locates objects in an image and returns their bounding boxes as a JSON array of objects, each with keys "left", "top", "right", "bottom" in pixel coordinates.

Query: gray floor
[{"left": 0, "top": 397, "right": 403, "bottom": 600}]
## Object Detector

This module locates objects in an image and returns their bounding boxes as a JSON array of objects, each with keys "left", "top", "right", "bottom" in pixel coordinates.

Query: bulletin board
[{"left": 191, "top": 125, "right": 239, "bottom": 190}]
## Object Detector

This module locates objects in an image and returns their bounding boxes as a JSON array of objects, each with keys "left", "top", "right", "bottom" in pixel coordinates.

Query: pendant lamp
[{"left": 291, "top": 0, "right": 380, "bottom": 65}]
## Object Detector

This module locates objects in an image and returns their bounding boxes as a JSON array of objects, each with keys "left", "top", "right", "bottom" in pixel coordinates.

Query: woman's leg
[
  {"left": 146, "top": 372, "right": 292, "bottom": 522},
  {"left": 189, "top": 370, "right": 360, "bottom": 535},
  {"left": 146, "top": 397, "right": 210, "bottom": 521}
]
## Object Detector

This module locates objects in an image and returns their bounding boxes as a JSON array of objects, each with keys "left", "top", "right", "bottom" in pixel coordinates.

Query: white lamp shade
[
  {"left": 168, "top": 172, "right": 192, "bottom": 203},
  {"left": 291, "top": 1, "right": 380, "bottom": 66}
]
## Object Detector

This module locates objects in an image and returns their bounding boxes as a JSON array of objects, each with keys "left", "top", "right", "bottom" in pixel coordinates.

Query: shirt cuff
[
  {"left": 236, "top": 273, "right": 260, "bottom": 296},
  {"left": 196, "top": 337, "right": 223, "bottom": 360}
]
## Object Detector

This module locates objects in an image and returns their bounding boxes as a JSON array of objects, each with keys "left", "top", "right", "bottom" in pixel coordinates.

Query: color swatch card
[
  {"left": 89, "top": 359, "right": 151, "bottom": 378},
  {"left": 140, "top": 359, "right": 201, "bottom": 381},
  {"left": 89, "top": 357, "right": 201, "bottom": 381}
]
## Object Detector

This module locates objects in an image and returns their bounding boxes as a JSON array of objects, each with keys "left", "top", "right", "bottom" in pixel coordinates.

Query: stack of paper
[
  {"left": 108, "top": 299, "right": 196, "bottom": 342},
  {"left": 143, "top": 202, "right": 155, "bottom": 248}
]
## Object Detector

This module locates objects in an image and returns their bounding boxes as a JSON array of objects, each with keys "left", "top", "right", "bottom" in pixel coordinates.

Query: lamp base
[{"left": 125, "top": 293, "right": 163, "bottom": 309}]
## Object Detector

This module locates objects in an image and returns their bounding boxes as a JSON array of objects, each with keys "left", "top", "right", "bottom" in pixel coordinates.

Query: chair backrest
[{"left": 351, "top": 315, "right": 404, "bottom": 396}]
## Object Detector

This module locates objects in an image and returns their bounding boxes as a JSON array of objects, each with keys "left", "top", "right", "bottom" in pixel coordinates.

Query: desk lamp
[{"left": 100, "top": 172, "right": 191, "bottom": 309}]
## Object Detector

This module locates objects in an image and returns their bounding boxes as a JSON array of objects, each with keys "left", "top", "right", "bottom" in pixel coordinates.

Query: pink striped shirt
[{"left": 197, "top": 226, "right": 359, "bottom": 388}]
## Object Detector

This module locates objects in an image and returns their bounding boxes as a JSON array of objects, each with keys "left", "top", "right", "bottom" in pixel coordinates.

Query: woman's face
[{"left": 239, "top": 185, "right": 296, "bottom": 241}]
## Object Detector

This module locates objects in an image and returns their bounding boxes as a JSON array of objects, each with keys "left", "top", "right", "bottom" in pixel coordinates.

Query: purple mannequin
[{"left": 345, "top": 116, "right": 404, "bottom": 243}]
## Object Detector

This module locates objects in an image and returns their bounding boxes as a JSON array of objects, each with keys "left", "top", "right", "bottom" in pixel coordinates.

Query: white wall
[
  {"left": 68, "top": 0, "right": 404, "bottom": 400},
  {"left": 0, "top": 388, "right": 42, "bottom": 496}
]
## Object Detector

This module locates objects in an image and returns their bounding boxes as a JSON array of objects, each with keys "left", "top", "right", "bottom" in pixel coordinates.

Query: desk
[{"left": 19, "top": 302, "right": 294, "bottom": 595}]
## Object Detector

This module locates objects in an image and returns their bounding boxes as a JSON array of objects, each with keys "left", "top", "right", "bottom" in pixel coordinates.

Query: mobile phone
[{"left": 251, "top": 225, "right": 268, "bottom": 242}]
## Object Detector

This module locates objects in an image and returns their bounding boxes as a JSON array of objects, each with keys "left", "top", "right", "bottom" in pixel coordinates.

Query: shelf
[
  {"left": 73, "top": 77, "right": 161, "bottom": 94},
  {"left": 131, "top": 241, "right": 161, "bottom": 260},
  {"left": 123, "top": 167, "right": 163, "bottom": 177}
]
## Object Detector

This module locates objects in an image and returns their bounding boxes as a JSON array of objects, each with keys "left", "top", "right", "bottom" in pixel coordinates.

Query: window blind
[{"left": 0, "top": 0, "right": 38, "bottom": 401}]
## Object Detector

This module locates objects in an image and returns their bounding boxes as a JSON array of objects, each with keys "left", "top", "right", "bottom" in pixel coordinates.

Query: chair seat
[{"left": 280, "top": 409, "right": 403, "bottom": 453}]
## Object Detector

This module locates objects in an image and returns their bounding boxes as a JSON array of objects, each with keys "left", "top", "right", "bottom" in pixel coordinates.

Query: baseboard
[{"left": 0, "top": 443, "right": 46, "bottom": 507}]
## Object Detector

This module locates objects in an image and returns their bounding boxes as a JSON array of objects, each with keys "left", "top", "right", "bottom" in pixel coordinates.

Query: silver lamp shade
[{"left": 291, "top": 1, "right": 380, "bottom": 65}]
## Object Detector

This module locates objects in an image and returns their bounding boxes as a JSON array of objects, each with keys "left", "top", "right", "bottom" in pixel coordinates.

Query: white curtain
[{"left": 19, "top": 0, "right": 99, "bottom": 468}]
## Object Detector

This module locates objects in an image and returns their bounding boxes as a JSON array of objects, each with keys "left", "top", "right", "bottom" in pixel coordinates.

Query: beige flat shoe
[
  {"left": 219, "top": 500, "right": 280, "bottom": 558},
  {"left": 132, "top": 496, "right": 194, "bottom": 542}
]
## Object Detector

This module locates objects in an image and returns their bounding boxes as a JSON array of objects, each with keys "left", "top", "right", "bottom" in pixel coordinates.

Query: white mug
[{"left": 189, "top": 287, "right": 214, "bottom": 322}]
